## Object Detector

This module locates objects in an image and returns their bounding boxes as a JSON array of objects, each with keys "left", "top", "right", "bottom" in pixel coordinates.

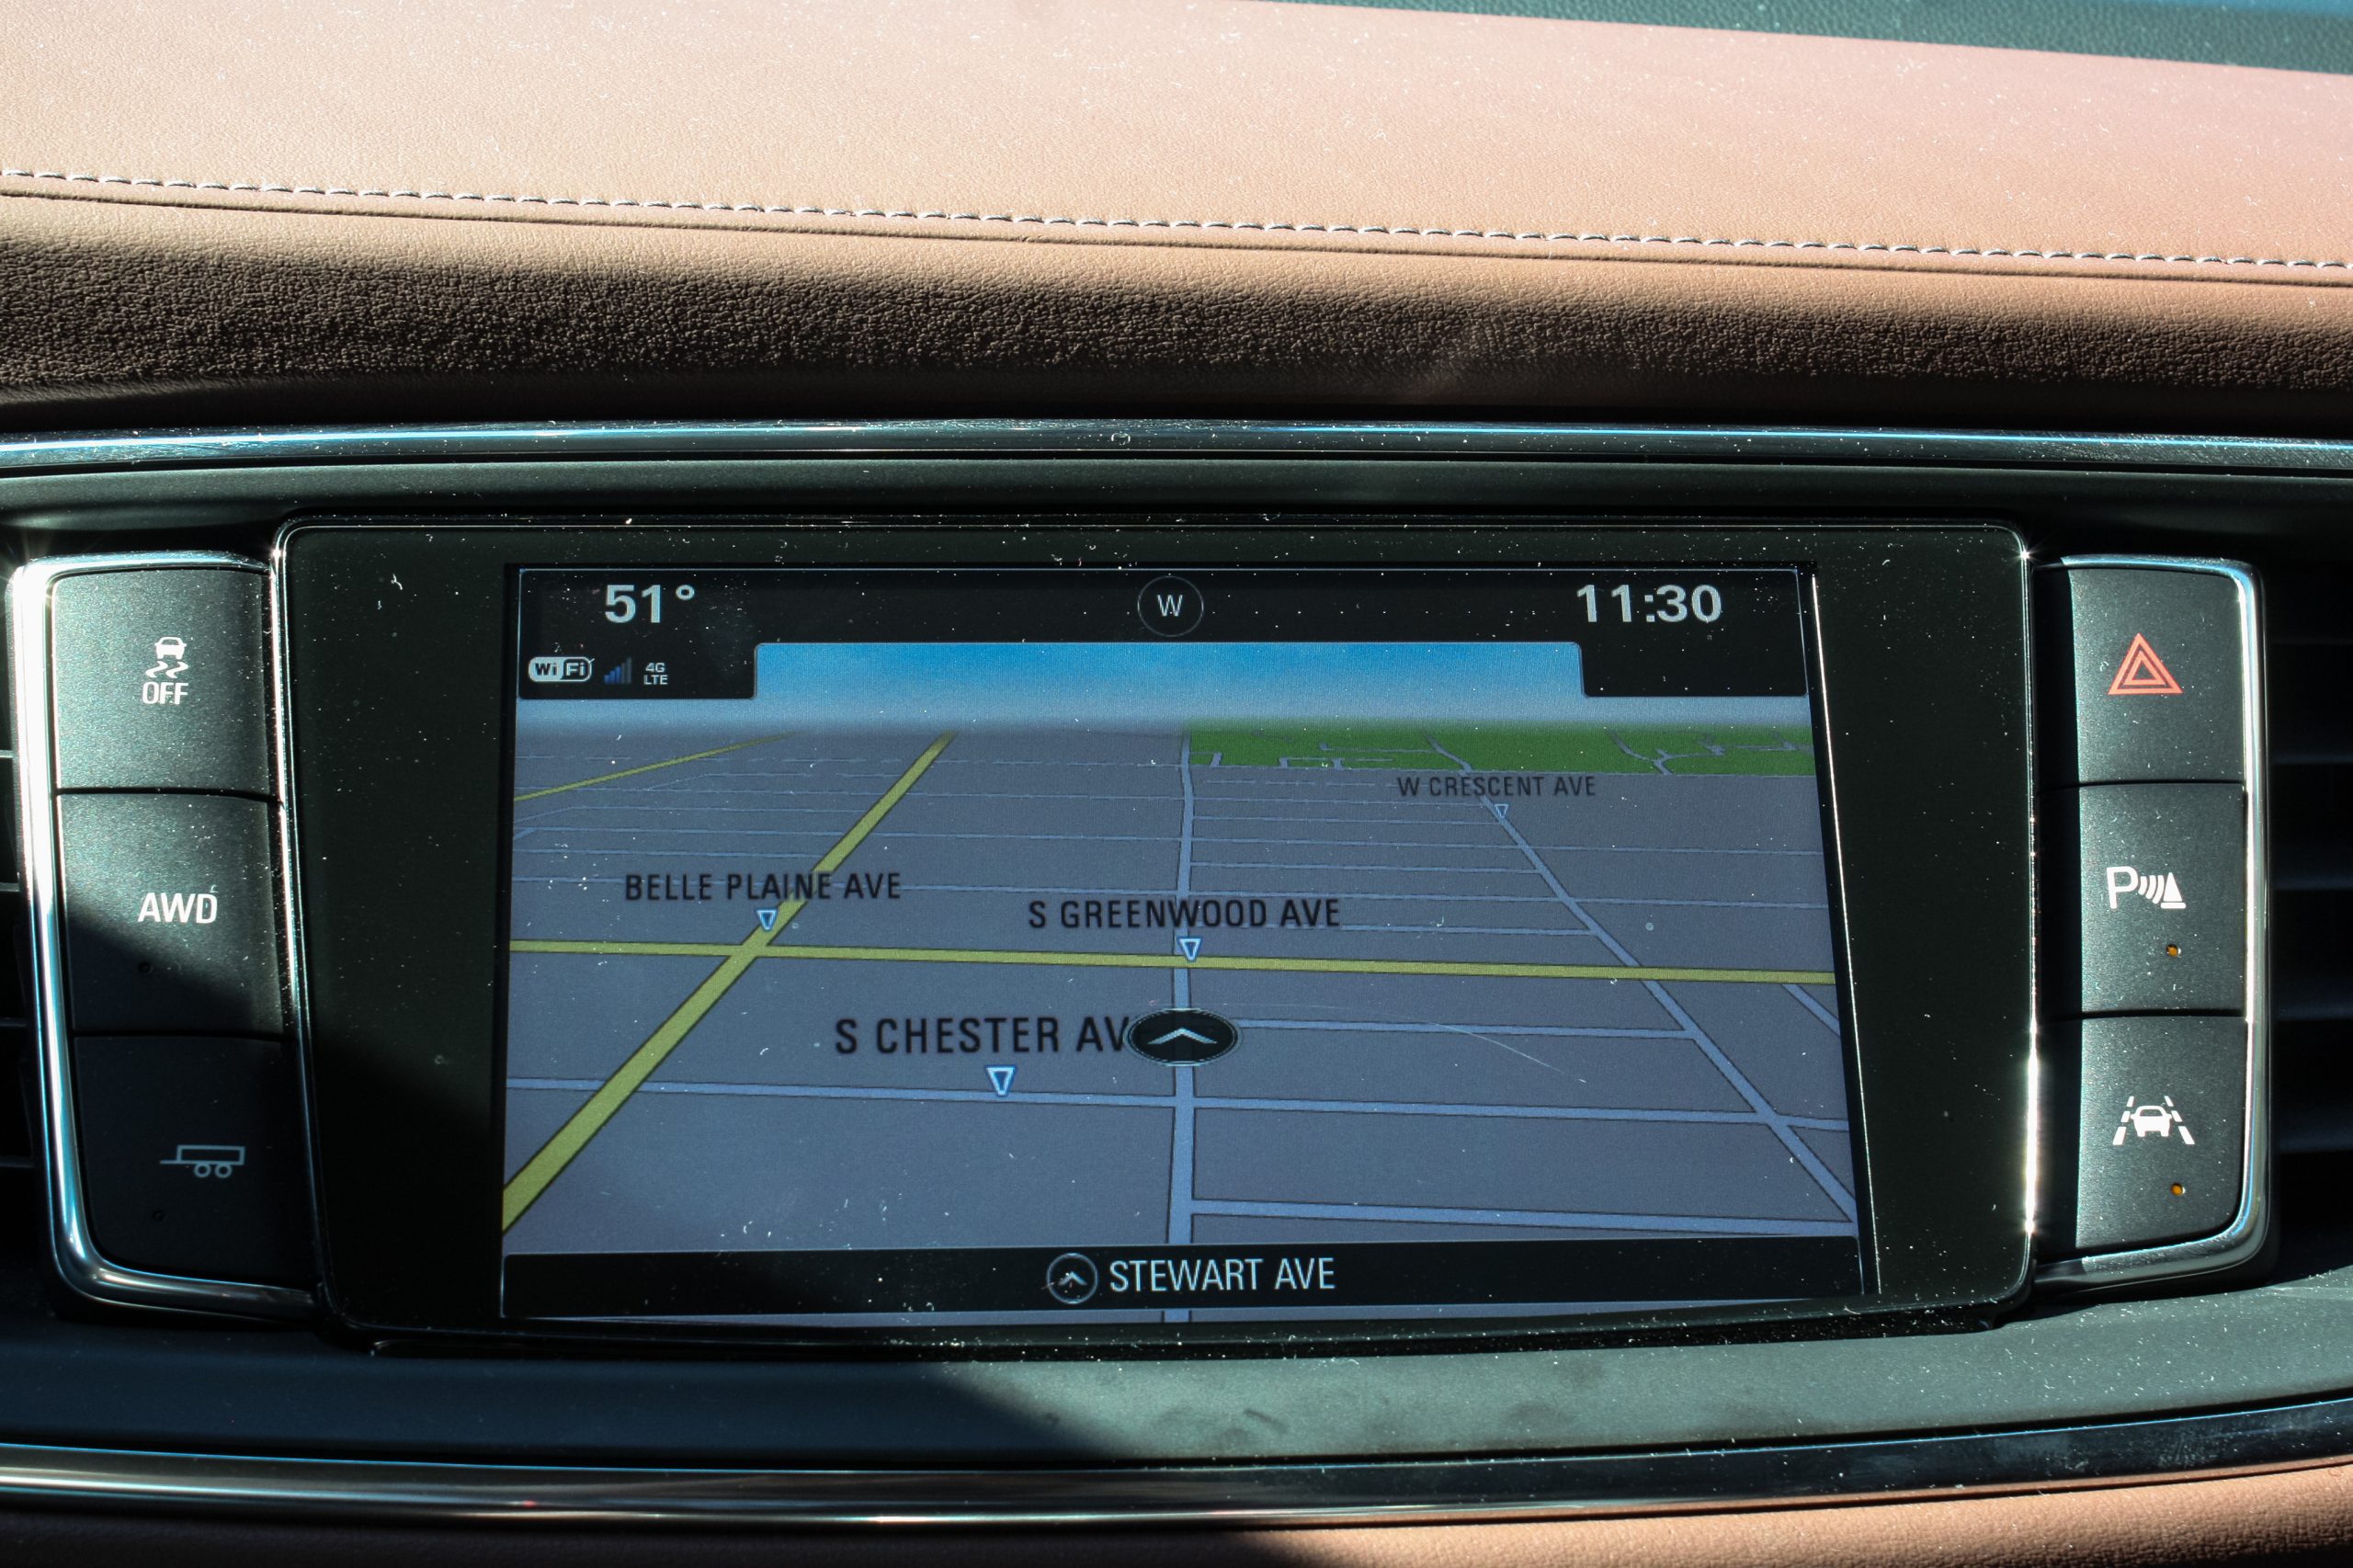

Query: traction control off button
[{"left": 49, "top": 567, "right": 273, "bottom": 795}]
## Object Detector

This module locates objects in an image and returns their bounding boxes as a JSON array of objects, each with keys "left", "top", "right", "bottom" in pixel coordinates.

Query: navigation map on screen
[{"left": 499, "top": 567, "right": 1862, "bottom": 1324}]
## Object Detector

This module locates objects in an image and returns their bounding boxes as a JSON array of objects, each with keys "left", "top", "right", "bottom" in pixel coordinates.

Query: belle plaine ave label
[{"left": 623, "top": 870, "right": 904, "bottom": 902}]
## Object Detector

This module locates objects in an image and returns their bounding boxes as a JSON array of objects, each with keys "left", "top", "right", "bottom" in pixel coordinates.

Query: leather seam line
[{"left": 6, "top": 166, "right": 2352, "bottom": 274}]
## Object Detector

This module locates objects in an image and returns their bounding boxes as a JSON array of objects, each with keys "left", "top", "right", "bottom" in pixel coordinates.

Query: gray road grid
[{"left": 502, "top": 722, "right": 1857, "bottom": 1318}]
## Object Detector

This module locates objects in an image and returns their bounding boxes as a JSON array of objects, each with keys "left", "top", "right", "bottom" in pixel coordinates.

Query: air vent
[
  {"left": 0, "top": 700, "right": 26, "bottom": 1171},
  {"left": 2264, "top": 569, "right": 2353, "bottom": 1155}
]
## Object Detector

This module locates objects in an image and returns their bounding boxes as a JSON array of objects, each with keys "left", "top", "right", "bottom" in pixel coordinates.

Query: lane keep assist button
[{"left": 2072, "top": 1015, "right": 2247, "bottom": 1252}]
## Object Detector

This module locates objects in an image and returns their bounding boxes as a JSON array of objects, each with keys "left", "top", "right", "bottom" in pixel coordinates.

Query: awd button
[{"left": 57, "top": 794, "right": 286, "bottom": 1036}]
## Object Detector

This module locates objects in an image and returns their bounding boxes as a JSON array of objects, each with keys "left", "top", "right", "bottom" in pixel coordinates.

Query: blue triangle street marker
[
  {"left": 986, "top": 1064, "right": 1016, "bottom": 1096},
  {"left": 1179, "top": 937, "right": 1201, "bottom": 962},
  {"left": 756, "top": 908, "right": 778, "bottom": 932}
]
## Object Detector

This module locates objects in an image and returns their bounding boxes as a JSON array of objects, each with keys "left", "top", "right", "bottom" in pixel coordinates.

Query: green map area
[{"left": 1187, "top": 724, "right": 1816, "bottom": 777}]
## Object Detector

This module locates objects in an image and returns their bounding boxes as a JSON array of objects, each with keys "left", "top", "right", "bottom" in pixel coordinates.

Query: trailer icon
[{"left": 159, "top": 1143, "right": 246, "bottom": 1179}]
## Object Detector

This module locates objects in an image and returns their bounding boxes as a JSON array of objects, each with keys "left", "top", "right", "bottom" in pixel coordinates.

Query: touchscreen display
[{"left": 500, "top": 567, "right": 1862, "bottom": 1325}]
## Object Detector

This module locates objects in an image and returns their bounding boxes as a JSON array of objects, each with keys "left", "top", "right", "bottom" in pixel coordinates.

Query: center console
[{"left": 6, "top": 513, "right": 2267, "bottom": 1351}]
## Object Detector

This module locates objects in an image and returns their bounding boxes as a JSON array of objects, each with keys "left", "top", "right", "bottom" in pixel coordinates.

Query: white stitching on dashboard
[{"left": 6, "top": 166, "right": 2351, "bottom": 273}]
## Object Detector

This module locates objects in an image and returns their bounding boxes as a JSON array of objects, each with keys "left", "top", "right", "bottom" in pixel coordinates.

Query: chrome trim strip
[
  {"left": 2036, "top": 556, "right": 2269, "bottom": 1289},
  {"left": 0, "top": 1394, "right": 2343, "bottom": 1525},
  {"left": 2018, "top": 544, "right": 2045, "bottom": 1259},
  {"left": 7, "top": 553, "right": 314, "bottom": 1318},
  {"left": 5, "top": 420, "right": 2353, "bottom": 477},
  {"left": 265, "top": 546, "right": 329, "bottom": 1313}
]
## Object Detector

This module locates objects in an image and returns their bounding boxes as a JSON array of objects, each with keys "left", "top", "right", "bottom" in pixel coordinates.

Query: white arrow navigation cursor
[
  {"left": 986, "top": 1064, "right": 1016, "bottom": 1096},
  {"left": 756, "top": 908, "right": 778, "bottom": 932},
  {"left": 1178, "top": 937, "right": 1201, "bottom": 962}
]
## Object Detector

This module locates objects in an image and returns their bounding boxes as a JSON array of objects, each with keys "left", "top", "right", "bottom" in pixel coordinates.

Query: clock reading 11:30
[{"left": 1577, "top": 583, "right": 1724, "bottom": 624}]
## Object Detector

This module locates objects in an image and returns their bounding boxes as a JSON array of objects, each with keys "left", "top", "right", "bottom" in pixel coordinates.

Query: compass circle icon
[{"left": 1045, "top": 1252, "right": 1099, "bottom": 1306}]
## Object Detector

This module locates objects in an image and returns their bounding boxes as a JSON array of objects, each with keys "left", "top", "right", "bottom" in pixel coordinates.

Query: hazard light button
[{"left": 2039, "top": 566, "right": 2248, "bottom": 784}]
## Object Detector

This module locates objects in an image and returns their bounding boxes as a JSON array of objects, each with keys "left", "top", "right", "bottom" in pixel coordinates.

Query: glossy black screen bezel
[{"left": 284, "top": 520, "right": 2034, "bottom": 1349}]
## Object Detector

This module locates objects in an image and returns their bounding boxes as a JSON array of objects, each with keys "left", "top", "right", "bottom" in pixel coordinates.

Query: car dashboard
[{"left": 2, "top": 3, "right": 2353, "bottom": 1565}]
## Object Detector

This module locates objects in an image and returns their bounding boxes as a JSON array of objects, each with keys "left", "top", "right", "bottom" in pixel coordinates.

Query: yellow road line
[
  {"left": 500, "top": 733, "right": 955, "bottom": 1232},
  {"left": 510, "top": 937, "right": 1831, "bottom": 988},
  {"left": 512, "top": 733, "right": 797, "bottom": 803}
]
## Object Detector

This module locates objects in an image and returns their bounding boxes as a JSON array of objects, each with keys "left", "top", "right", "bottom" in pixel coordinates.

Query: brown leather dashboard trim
[
  {"left": 0, "top": 1444, "right": 2347, "bottom": 1564},
  {"left": 4, "top": 1464, "right": 2353, "bottom": 1563},
  {"left": 4, "top": 0, "right": 2352, "bottom": 431},
  {"left": 7, "top": 165, "right": 2351, "bottom": 282},
  {"left": 7, "top": 0, "right": 2350, "bottom": 278}
]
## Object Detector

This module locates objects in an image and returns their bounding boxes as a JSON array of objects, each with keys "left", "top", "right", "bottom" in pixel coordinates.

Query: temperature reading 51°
[{"left": 603, "top": 583, "right": 697, "bottom": 624}]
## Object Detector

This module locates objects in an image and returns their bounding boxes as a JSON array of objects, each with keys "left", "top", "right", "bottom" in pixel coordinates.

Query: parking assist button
[{"left": 2071, "top": 784, "right": 2245, "bottom": 1016}]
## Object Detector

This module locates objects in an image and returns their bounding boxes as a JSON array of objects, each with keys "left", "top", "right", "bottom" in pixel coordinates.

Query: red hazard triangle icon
[{"left": 2108, "top": 633, "right": 2183, "bottom": 697}]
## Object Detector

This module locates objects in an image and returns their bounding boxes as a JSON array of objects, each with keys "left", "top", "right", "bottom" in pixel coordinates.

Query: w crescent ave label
[{"left": 2108, "top": 633, "right": 2183, "bottom": 697}]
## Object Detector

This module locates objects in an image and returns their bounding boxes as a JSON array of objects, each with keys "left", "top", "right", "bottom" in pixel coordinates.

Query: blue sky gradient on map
[
  {"left": 520, "top": 642, "right": 1813, "bottom": 731},
  {"left": 752, "top": 641, "right": 1606, "bottom": 725}
]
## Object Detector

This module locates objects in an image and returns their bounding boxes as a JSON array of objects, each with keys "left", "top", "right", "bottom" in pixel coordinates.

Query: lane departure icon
[{"left": 2113, "top": 1096, "right": 2195, "bottom": 1146}]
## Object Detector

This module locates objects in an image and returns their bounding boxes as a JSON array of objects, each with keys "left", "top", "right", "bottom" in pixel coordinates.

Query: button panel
[
  {"left": 56, "top": 793, "right": 286, "bottom": 1036},
  {"left": 2038, "top": 558, "right": 2263, "bottom": 1281},
  {"left": 2071, "top": 783, "right": 2247, "bottom": 1016},
  {"left": 2073, "top": 1016, "right": 2247, "bottom": 1252},
  {"left": 16, "top": 554, "right": 312, "bottom": 1317},
  {"left": 49, "top": 568, "right": 273, "bottom": 795},
  {"left": 73, "top": 1036, "right": 310, "bottom": 1286},
  {"left": 2040, "top": 567, "right": 2245, "bottom": 785}
]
